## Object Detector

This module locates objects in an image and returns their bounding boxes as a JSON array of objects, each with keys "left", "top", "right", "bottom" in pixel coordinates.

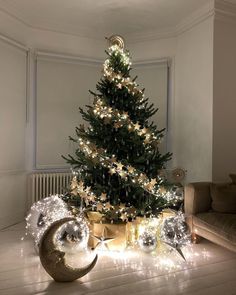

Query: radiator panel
[{"left": 29, "top": 172, "right": 72, "bottom": 205}]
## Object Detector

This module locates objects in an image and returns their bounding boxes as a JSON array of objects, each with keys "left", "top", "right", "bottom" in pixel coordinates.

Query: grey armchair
[{"left": 184, "top": 182, "right": 236, "bottom": 253}]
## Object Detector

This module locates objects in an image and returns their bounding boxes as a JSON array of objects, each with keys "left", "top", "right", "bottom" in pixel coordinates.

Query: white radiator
[{"left": 29, "top": 172, "right": 72, "bottom": 205}]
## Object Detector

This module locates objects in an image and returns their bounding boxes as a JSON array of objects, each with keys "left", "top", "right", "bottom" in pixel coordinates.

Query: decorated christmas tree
[{"left": 64, "top": 36, "right": 181, "bottom": 222}]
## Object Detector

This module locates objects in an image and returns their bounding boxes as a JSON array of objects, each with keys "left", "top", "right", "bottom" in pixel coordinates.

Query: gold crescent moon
[
  {"left": 107, "top": 35, "right": 125, "bottom": 49},
  {"left": 39, "top": 217, "right": 98, "bottom": 282}
]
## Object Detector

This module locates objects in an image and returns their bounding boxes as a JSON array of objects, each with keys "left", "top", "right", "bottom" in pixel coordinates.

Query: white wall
[
  {"left": 0, "top": 39, "right": 27, "bottom": 228},
  {"left": 213, "top": 18, "right": 236, "bottom": 181},
  {"left": 174, "top": 18, "right": 214, "bottom": 183}
]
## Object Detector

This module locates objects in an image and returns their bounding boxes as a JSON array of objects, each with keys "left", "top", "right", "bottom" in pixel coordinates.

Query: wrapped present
[
  {"left": 161, "top": 208, "right": 177, "bottom": 219},
  {"left": 86, "top": 211, "right": 103, "bottom": 223}
]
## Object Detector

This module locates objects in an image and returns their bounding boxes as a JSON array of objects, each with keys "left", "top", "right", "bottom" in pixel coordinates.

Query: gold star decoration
[
  {"left": 123, "top": 111, "right": 129, "bottom": 118},
  {"left": 119, "top": 171, "right": 127, "bottom": 178},
  {"left": 134, "top": 122, "right": 141, "bottom": 130},
  {"left": 70, "top": 176, "right": 78, "bottom": 190},
  {"left": 114, "top": 122, "right": 123, "bottom": 129},
  {"left": 150, "top": 178, "right": 157, "bottom": 186},
  {"left": 159, "top": 186, "right": 167, "bottom": 194},
  {"left": 127, "top": 166, "right": 135, "bottom": 174},
  {"left": 85, "top": 186, "right": 91, "bottom": 194},
  {"left": 109, "top": 167, "right": 116, "bottom": 175},
  {"left": 141, "top": 127, "right": 148, "bottom": 134},
  {"left": 116, "top": 162, "right": 124, "bottom": 170},
  {"left": 120, "top": 213, "right": 128, "bottom": 222},
  {"left": 119, "top": 203, "right": 126, "bottom": 210},
  {"left": 105, "top": 202, "right": 112, "bottom": 210},
  {"left": 144, "top": 137, "right": 150, "bottom": 144},
  {"left": 96, "top": 203, "right": 104, "bottom": 211},
  {"left": 88, "top": 195, "right": 95, "bottom": 202},
  {"left": 79, "top": 191, "right": 88, "bottom": 199},
  {"left": 111, "top": 156, "right": 117, "bottom": 163},
  {"left": 128, "top": 124, "right": 134, "bottom": 132},
  {"left": 78, "top": 181, "right": 84, "bottom": 189},
  {"left": 138, "top": 174, "right": 146, "bottom": 182},
  {"left": 144, "top": 178, "right": 157, "bottom": 191},
  {"left": 117, "top": 83, "right": 122, "bottom": 89},
  {"left": 100, "top": 192, "right": 107, "bottom": 201}
]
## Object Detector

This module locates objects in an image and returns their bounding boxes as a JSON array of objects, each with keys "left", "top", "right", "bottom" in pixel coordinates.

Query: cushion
[
  {"left": 229, "top": 173, "right": 236, "bottom": 184},
  {"left": 211, "top": 183, "right": 236, "bottom": 213},
  {"left": 194, "top": 212, "right": 236, "bottom": 243}
]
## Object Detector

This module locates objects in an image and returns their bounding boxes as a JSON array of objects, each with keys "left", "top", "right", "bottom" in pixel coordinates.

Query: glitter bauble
[
  {"left": 26, "top": 195, "right": 71, "bottom": 246},
  {"left": 161, "top": 215, "right": 190, "bottom": 247},
  {"left": 56, "top": 218, "right": 89, "bottom": 254},
  {"left": 139, "top": 231, "right": 157, "bottom": 253}
]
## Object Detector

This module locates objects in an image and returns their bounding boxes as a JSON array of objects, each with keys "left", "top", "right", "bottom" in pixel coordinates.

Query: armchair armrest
[{"left": 184, "top": 182, "right": 212, "bottom": 215}]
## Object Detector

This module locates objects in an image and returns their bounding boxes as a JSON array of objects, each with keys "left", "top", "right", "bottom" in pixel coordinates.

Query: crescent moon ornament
[
  {"left": 107, "top": 35, "right": 125, "bottom": 49},
  {"left": 39, "top": 217, "right": 98, "bottom": 282}
]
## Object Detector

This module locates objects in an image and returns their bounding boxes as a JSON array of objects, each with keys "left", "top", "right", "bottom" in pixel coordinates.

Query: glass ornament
[
  {"left": 56, "top": 218, "right": 89, "bottom": 254},
  {"left": 26, "top": 195, "right": 71, "bottom": 246},
  {"left": 138, "top": 231, "right": 157, "bottom": 253}
]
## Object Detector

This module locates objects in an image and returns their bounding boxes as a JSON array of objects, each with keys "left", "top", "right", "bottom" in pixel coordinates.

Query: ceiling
[{"left": 0, "top": 0, "right": 233, "bottom": 41}]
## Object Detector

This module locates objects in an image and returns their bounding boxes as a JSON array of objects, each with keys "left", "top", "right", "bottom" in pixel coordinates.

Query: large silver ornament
[
  {"left": 161, "top": 212, "right": 190, "bottom": 260},
  {"left": 39, "top": 217, "right": 98, "bottom": 282},
  {"left": 56, "top": 218, "right": 89, "bottom": 254},
  {"left": 139, "top": 231, "right": 157, "bottom": 253},
  {"left": 26, "top": 195, "right": 71, "bottom": 246}
]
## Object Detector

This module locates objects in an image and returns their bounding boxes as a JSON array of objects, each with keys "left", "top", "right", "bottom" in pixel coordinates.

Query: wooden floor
[{"left": 0, "top": 222, "right": 236, "bottom": 295}]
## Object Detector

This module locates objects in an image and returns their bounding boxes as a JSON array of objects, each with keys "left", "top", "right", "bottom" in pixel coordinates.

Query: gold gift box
[
  {"left": 161, "top": 208, "right": 176, "bottom": 219},
  {"left": 86, "top": 211, "right": 171, "bottom": 251}
]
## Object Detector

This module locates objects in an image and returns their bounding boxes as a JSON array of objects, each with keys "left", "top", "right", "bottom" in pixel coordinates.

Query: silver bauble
[
  {"left": 161, "top": 215, "right": 189, "bottom": 247},
  {"left": 56, "top": 218, "right": 89, "bottom": 254},
  {"left": 26, "top": 195, "right": 71, "bottom": 246},
  {"left": 139, "top": 231, "right": 157, "bottom": 253}
]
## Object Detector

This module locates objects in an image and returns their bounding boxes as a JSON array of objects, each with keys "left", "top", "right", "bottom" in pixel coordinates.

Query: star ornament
[
  {"left": 100, "top": 193, "right": 107, "bottom": 201},
  {"left": 150, "top": 178, "right": 157, "bottom": 186},
  {"left": 116, "top": 162, "right": 124, "bottom": 170},
  {"left": 70, "top": 176, "right": 78, "bottom": 190},
  {"left": 110, "top": 156, "right": 117, "bottom": 163},
  {"left": 92, "top": 227, "right": 115, "bottom": 250},
  {"left": 119, "top": 171, "right": 127, "bottom": 179},
  {"left": 109, "top": 168, "right": 116, "bottom": 175},
  {"left": 127, "top": 166, "right": 135, "bottom": 174},
  {"left": 134, "top": 122, "right": 141, "bottom": 130}
]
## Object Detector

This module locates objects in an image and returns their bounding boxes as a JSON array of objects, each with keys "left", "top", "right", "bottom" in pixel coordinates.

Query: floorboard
[{"left": 0, "top": 222, "right": 235, "bottom": 295}]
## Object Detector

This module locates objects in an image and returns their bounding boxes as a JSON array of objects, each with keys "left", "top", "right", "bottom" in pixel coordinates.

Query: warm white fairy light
[
  {"left": 70, "top": 137, "right": 182, "bottom": 220},
  {"left": 160, "top": 210, "right": 191, "bottom": 260},
  {"left": 68, "top": 43, "right": 180, "bottom": 221},
  {"left": 55, "top": 218, "right": 89, "bottom": 254},
  {"left": 103, "top": 45, "right": 145, "bottom": 102},
  {"left": 25, "top": 195, "right": 71, "bottom": 245},
  {"left": 92, "top": 97, "right": 160, "bottom": 148}
]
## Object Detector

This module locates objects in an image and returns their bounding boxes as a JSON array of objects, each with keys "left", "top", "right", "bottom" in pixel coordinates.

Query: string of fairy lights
[
  {"left": 25, "top": 42, "right": 190, "bottom": 261},
  {"left": 92, "top": 97, "right": 160, "bottom": 148},
  {"left": 103, "top": 45, "right": 144, "bottom": 100},
  {"left": 69, "top": 44, "right": 183, "bottom": 220}
]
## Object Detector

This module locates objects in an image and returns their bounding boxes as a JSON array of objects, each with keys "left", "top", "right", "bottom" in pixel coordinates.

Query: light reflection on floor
[{"left": 2, "top": 223, "right": 235, "bottom": 295}]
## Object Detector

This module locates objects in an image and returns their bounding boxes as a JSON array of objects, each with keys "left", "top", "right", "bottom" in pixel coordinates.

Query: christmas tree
[{"left": 64, "top": 36, "right": 180, "bottom": 222}]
